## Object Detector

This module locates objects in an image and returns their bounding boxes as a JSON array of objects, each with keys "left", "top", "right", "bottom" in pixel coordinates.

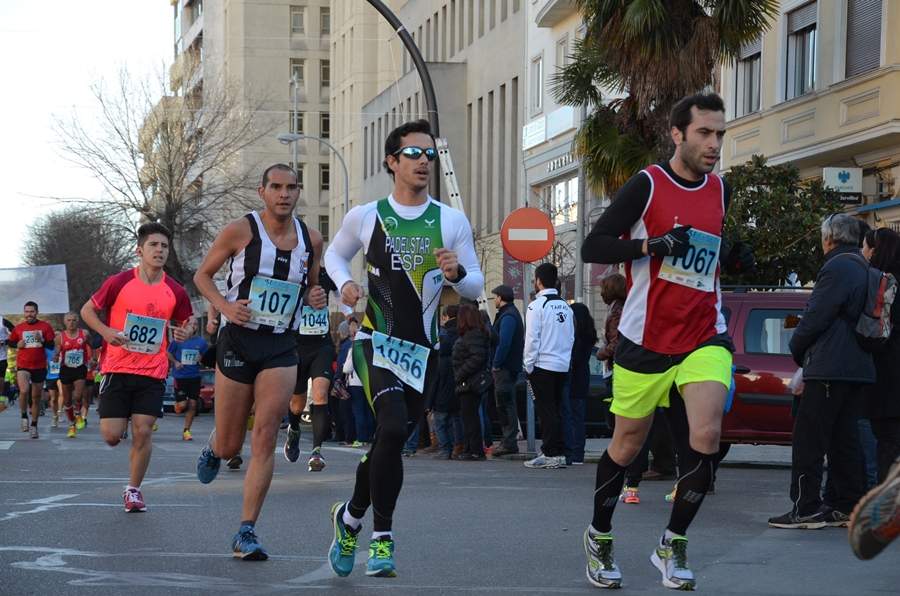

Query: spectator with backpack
[
  {"left": 860, "top": 227, "right": 900, "bottom": 484},
  {"left": 769, "top": 213, "right": 875, "bottom": 529}
]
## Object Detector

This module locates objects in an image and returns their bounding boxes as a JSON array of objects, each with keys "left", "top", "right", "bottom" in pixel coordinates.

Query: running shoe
[
  {"left": 583, "top": 527, "right": 622, "bottom": 589},
  {"left": 67, "top": 425, "right": 77, "bottom": 438},
  {"left": 20, "top": 418, "right": 29, "bottom": 432},
  {"left": 174, "top": 402, "right": 184, "bottom": 414},
  {"left": 850, "top": 457, "right": 900, "bottom": 560},
  {"left": 402, "top": 448, "right": 416, "bottom": 458},
  {"left": 350, "top": 441, "right": 363, "bottom": 448},
  {"left": 651, "top": 535, "right": 695, "bottom": 590},
  {"left": 51, "top": 416, "right": 59, "bottom": 428},
  {"left": 197, "top": 431, "right": 222, "bottom": 484},
  {"left": 231, "top": 525, "right": 268, "bottom": 560},
  {"left": 40, "top": 404, "right": 45, "bottom": 416},
  {"left": 620, "top": 486, "right": 640, "bottom": 504},
  {"left": 227, "top": 454, "right": 243, "bottom": 469},
  {"left": 308, "top": 447, "right": 325, "bottom": 472},
  {"left": 152, "top": 423, "right": 158, "bottom": 432},
  {"left": 182, "top": 429, "right": 193, "bottom": 441},
  {"left": 121, "top": 428, "right": 129, "bottom": 440},
  {"left": 75, "top": 415, "right": 85, "bottom": 430},
  {"left": 30, "top": 425, "right": 38, "bottom": 439},
  {"left": 665, "top": 485, "right": 677, "bottom": 503},
  {"left": 767, "top": 510, "right": 826, "bottom": 529},
  {"left": 246, "top": 414, "right": 255, "bottom": 431},
  {"left": 284, "top": 427, "right": 301, "bottom": 462},
  {"left": 329, "top": 502, "right": 361, "bottom": 577},
  {"left": 822, "top": 507, "right": 851, "bottom": 527},
  {"left": 366, "top": 536, "right": 397, "bottom": 577},
  {"left": 524, "top": 453, "right": 560, "bottom": 469},
  {"left": 123, "top": 488, "right": 147, "bottom": 512},
  {"left": 556, "top": 456, "right": 567, "bottom": 468}
]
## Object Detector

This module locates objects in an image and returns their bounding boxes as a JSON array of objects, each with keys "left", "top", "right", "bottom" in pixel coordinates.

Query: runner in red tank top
[
  {"left": 7, "top": 301, "right": 56, "bottom": 438},
  {"left": 580, "top": 93, "right": 755, "bottom": 591},
  {"left": 54, "top": 312, "right": 93, "bottom": 436}
]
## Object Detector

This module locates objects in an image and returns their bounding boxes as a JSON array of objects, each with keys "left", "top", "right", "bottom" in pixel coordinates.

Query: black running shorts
[
  {"left": 174, "top": 376, "right": 201, "bottom": 401},
  {"left": 98, "top": 373, "right": 166, "bottom": 419},
  {"left": 59, "top": 364, "right": 88, "bottom": 386},
  {"left": 216, "top": 323, "right": 299, "bottom": 386},
  {"left": 19, "top": 367, "right": 47, "bottom": 384},
  {"left": 294, "top": 336, "right": 336, "bottom": 395}
]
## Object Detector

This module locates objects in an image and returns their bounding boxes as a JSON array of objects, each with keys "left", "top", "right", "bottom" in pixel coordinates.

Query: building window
[
  {"left": 786, "top": 3, "right": 817, "bottom": 100},
  {"left": 736, "top": 38, "right": 761, "bottom": 116},
  {"left": 556, "top": 36, "right": 567, "bottom": 69},
  {"left": 321, "top": 59, "right": 330, "bottom": 87},
  {"left": 290, "top": 58, "right": 305, "bottom": 83},
  {"left": 320, "top": 164, "right": 330, "bottom": 190},
  {"left": 548, "top": 176, "right": 578, "bottom": 227},
  {"left": 291, "top": 6, "right": 305, "bottom": 34},
  {"left": 846, "top": 0, "right": 881, "bottom": 78},
  {"left": 531, "top": 55, "right": 543, "bottom": 112},
  {"left": 320, "top": 7, "right": 331, "bottom": 36},
  {"left": 290, "top": 111, "right": 304, "bottom": 135},
  {"left": 320, "top": 112, "right": 330, "bottom": 138},
  {"left": 292, "top": 162, "right": 305, "bottom": 189},
  {"left": 319, "top": 215, "right": 330, "bottom": 242}
]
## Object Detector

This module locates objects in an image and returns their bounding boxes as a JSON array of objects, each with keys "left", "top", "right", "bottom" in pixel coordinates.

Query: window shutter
[
  {"left": 739, "top": 37, "right": 762, "bottom": 60},
  {"left": 788, "top": 2, "right": 817, "bottom": 33},
  {"left": 846, "top": 0, "right": 882, "bottom": 77}
]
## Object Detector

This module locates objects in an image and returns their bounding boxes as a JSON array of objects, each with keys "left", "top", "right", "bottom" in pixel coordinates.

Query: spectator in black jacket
[
  {"left": 491, "top": 285, "right": 525, "bottom": 456},
  {"left": 431, "top": 305, "right": 464, "bottom": 459},
  {"left": 769, "top": 212, "right": 875, "bottom": 529},
  {"left": 452, "top": 304, "right": 490, "bottom": 461}
]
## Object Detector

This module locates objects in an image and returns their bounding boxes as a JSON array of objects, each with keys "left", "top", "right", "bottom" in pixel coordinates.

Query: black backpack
[{"left": 838, "top": 253, "right": 898, "bottom": 352}]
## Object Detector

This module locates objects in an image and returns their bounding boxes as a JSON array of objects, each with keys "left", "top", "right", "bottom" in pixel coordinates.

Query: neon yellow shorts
[{"left": 610, "top": 346, "right": 733, "bottom": 420}]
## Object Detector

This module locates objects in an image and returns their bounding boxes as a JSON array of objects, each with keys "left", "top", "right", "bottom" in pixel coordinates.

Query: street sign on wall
[
  {"left": 824, "top": 167, "right": 863, "bottom": 205},
  {"left": 500, "top": 208, "right": 555, "bottom": 263}
]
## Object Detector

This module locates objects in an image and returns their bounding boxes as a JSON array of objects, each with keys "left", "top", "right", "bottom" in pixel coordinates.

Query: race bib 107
[{"left": 248, "top": 276, "right": 301, "bottom": 328}]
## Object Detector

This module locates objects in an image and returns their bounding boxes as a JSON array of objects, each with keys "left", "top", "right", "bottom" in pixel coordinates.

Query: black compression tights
[
  {"left": 347, "top": 392, "right": 424, "bottom": 532},
  {"left": 311, "top": 403, "right": 328, "bottom": 449}
]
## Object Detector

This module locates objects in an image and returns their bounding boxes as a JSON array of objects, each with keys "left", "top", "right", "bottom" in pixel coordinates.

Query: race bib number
[
  {"left": 297, "top": 306, "right": 329, "bottom": 335},
  {"left": 65, "top": 351, "right": 84, "bottom": 368},
  {"left": 22, "top": 331, "right": 43, "bottom": 348},
  {"left": 658, "top": 229, "right": 721, "bottom": 292},
  {"left": 180, "top": 349, "right": 199, "bottom": 365},
  {"left": 371, "top": 331, "right": 430, "bottom": 393},
  {"left": 248, "top": 276, "right": 301, "bottom": 328},
  {"left": 124, "top": 313, "right": 166, "bottom": 354},
  {"left": 48, "top": 360, "right": 61, "bottom": 375}
]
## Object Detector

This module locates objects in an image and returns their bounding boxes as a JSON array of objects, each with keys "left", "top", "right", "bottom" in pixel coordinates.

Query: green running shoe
[
  {"left": 366, "top": 536, "right": 397, "bottom": 577},
  {"left": 329, "top": 502, "right": 360, "bottom": 577},
  {"left": 651, "top": 536, "right": 695, "bottom": 590},
  {"left": 583, "top": 528, "right": 622, "bottom": 589}
]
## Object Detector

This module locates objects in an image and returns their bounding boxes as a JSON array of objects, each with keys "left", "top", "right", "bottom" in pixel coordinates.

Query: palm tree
[{"left": 551, "top": 0, "right": 778, "bottom": 197}]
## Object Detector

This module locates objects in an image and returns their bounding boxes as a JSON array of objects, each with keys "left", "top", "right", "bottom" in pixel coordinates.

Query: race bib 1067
[
  {"left": 248, "top": 276, "right": 301, "bottom": 328},
  {"left": 124, "top": 313, "right": 166, "bottom": 354},
  {"left": 658, "top": 228, "right": 721, "bottom": 292},
  {"left": 371, "top": 331, "right": 430, "bottom": 393}
]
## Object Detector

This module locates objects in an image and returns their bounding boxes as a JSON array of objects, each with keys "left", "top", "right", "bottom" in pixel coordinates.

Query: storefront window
[{"left": 546, "top": 176, "right": 579, "bottom": 226}]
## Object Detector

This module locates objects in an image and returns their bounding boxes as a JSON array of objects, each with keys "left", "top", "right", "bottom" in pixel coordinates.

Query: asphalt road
[{"left": 0, "top": 407, "right": 896, "bottom": 595}]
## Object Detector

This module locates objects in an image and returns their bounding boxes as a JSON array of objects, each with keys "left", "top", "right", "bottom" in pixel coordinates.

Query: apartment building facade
[{"left": 721, "top": 0, "right": 899, "bottom": 226}]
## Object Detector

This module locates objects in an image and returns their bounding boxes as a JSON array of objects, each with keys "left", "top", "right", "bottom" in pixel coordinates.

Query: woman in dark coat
[
  {"left": 861, "top": 227, "right": 900, "bottom": 482},
  {"left": 452, "top": 304, "right": 490, "bottom": 461}
]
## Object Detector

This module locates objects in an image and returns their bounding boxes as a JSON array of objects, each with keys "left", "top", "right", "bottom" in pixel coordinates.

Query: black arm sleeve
[{"left": 580, "top": 172, "right": 651, "bottom": 264}]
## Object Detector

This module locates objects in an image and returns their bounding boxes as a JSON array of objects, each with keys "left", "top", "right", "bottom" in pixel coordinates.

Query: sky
[{"left": 0, "top": 1, "right": 173, "bottom": 269}]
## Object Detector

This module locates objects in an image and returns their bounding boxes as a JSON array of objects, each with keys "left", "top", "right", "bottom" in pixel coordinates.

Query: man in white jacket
[{"left": 523, "top": 262, "right": 574, "bottom": 469}]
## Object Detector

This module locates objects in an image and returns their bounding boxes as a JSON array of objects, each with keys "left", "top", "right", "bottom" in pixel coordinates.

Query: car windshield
[{"left": 201, "top": 370, "right": 215, "bottom": 383}]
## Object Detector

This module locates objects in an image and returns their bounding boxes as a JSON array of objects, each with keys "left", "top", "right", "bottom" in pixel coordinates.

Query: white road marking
[
  {"left": 508, "top": 228, "right": 548, "bottom": 241},
  {"left": 0, "top": 441, "right": 13, "bottom": 449}
]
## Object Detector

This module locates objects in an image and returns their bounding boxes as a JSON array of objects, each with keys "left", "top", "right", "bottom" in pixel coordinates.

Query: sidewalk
[{"left": 500, "top": 437, "right": 792, "bottom": 468}]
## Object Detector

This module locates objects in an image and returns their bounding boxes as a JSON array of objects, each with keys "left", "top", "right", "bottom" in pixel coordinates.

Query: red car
[{"left": 721, "top": 288, "right": 810, "bottom": 447}]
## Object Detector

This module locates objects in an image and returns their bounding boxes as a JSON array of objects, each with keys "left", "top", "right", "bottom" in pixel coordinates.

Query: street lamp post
[{"left": 277, "top": 133, "right": 350, "bottom": 216}]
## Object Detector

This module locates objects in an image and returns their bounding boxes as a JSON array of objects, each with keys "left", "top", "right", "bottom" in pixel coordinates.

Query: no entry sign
[{"left": 500, "top": 207, "right": 555, "bottom": 263}]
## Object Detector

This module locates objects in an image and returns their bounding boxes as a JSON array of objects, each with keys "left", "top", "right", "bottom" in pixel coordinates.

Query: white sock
[
  {"left": 372, "top": 531, "right": 393, "bottom": 541},
  {"left": 126, "top": 485, "right": 140, "bottom": 492},
  {"left": 589, "top": 524, "right": 610, "bottom": 537},
  {"left": 663, "top": 529, "right": 682, "bottom": 543},
  {"left": 342, "top": 503, "right": 362, "bottom": 529}
]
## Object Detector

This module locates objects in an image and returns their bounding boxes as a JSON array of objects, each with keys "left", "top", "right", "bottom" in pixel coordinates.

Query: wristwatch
[{"left": 348, "top": 316, "right": 359, "bottom": 324}]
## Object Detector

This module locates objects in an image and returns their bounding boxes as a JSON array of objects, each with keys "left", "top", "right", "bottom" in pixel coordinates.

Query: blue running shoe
[
  {"left": 366, "top": 536, "right": 397, "bottom": 577},
  {"left": 232, "top": 525, "right": 268, "bottom": 560},
  {"left": 329, "top": 502, "right": 360, "bottom": 577},
  {"left": 197, "top": 430, "right": 221, "bottom": 484}
]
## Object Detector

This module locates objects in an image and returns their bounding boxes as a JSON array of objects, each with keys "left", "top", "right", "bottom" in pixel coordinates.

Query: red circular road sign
[{"left": 501, "top": 207, "right": 555, "bottom": 263}]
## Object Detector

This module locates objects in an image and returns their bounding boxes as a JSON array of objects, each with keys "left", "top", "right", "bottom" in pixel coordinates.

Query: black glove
[
  {"left": 646, "top": 225, "right": 692, "bottom": 258},
  {"left": 721, "top": 242, "right": 755, "bottom": 275}
]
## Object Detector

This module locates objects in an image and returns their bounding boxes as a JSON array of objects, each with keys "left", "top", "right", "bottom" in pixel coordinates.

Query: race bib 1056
[
  {"left": 658, "top": 228, "right": 721, "bottom": 292},
  {"left": 371, "top": 331, "right": 430, "bottom": 393}
]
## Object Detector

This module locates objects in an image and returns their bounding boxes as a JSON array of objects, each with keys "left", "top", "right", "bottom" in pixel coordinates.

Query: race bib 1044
[
  {"left": 180, "top": 349, "right": 199, "bottom": 365},
  {"left": 64, "top": 351, "right": 84, "bottom": 368},
  {"left": 22, "top": 331, "right": 43, "bottom": 348},
  {"left": 124, "top": 313, "right": 166, "bottom": 354},
  {"left": 371, "top": 331, "right": 430, "bottom": 393},
  {"left": 658, "top": 228, "right": 721, "bottom": 292},
  {"left": 297, "top": 306, "right": 329, "bottom": 335},
  {"left": 248, "top": 276, "right": 301, "bottom": 328}
]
